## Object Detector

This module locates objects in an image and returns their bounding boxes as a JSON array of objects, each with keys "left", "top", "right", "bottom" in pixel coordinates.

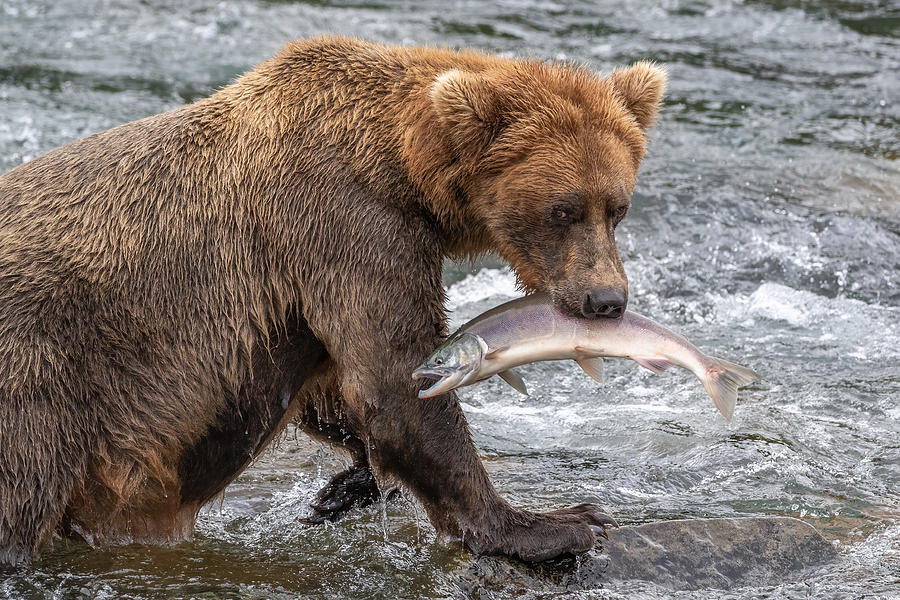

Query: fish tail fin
[{"left": 701, "top": 358, "right": 760, "bottom": 421}]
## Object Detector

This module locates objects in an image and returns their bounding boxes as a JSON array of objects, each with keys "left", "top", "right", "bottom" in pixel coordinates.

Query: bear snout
[{"left": 581, "top": 286, "right": 628, "bottom": 319}]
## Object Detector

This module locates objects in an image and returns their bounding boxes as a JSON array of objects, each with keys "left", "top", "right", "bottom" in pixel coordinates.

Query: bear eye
[
  {"left": 611, "top": 204, "right": 629, "bottom": 226},
  {"left": 549, "top": 203, "right": 581, "bottom": 225}
]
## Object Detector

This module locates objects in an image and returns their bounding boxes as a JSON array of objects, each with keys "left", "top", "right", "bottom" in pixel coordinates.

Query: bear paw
[
  {"left": 471, "top": 503, "right": 618, "bottom": 562},
  {"left": 301, "top": 464, "right": 382, "bottom": 524}
]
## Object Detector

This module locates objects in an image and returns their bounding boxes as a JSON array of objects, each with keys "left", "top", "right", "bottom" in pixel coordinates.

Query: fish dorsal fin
[
  {"left": 575, "top": 357, "right": 604, "bottom": 384},
  {"left": 483, "top": 345, "right": 509, "bottom": 361},
  {"left": 634, "top": 356, "right": 673, "bottom": 374},
  {"left": 498, "top": 369, "right": 528, "bottom": 395}
]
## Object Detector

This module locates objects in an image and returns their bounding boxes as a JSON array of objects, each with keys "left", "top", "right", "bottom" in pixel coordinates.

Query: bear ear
[
  {"left": 430, "top": 69, "right": 505, "bottom": 151},
  {"left": 608, "top": 61, "right": 667, "bottom": 130}
]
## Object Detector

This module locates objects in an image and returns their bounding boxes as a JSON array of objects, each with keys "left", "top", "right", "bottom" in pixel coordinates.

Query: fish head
[{"left": 412, "top": 333, "right": 485, "bottom": 399}]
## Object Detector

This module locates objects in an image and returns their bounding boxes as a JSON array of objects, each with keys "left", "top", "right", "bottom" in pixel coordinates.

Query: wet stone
[{"left": 454, "top": 517, "right": 838, "bottom": 595}]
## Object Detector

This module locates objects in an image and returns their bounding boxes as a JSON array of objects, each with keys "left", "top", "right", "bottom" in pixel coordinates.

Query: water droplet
[{"left": 380, "top": 497, "right": 389, "bottom": 543}]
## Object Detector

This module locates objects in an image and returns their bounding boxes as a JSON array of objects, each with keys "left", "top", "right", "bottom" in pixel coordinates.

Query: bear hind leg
[{"left": 0, "top": 399, "right": 87, "bottom": 566}]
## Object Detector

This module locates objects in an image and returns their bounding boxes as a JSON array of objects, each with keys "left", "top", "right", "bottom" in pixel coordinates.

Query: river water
[{"left": 1, "top": 0, "right": 898, "bottom": 598}]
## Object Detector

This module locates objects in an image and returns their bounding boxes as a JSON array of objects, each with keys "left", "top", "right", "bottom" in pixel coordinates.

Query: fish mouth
[
  {"left": 417, "top": 378, "right": 450, "bottom": 399},
  {"left": 412, "top": 366, "right": 464, "bottom": 399},
  {"left": 411, "top": 367, "right": 450, "bottom": 381}
]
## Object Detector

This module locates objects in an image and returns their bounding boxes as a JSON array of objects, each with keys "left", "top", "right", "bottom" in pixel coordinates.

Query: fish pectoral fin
[
  {"left": 634, "top": 356, "right": 674, "bottom": 374},
  {"left": 497, "top": 369, "right": 528, "bottom": 395},
  {"left": 483, "top": 345, "right": 509, "bottom": 361},
  {"left": 575, "top": 357, "right": 604, "bottom": 384}
]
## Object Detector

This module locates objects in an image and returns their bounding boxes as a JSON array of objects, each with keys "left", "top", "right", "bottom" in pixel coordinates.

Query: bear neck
[{"left": 225, "top": 37, "right": 497, "bottom": 262}]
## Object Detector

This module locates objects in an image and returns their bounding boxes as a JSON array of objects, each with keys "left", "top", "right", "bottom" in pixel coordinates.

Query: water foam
[
  {"left": 445, "top": 267, "right": 520, "bottom": 312},
  {"left": 711, "top": 281, "right": 872, "bottom": 328}
]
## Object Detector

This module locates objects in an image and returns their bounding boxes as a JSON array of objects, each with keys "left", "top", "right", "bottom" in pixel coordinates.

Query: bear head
[{"left": 430, "top": 60, "right": 666, "bottom": 319}]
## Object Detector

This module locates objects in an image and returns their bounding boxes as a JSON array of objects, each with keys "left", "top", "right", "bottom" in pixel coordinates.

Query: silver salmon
[{"left": 412, "top": 293, "right": 758, "bottom": 420}]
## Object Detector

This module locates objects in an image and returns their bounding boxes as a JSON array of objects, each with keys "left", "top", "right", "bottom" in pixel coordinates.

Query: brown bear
[{"left": 0, "top": 36, "right": 665, "bottom": 565}]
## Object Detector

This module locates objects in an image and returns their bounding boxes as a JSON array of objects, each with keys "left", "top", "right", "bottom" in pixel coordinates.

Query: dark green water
[{"left": 1, "top": 0, "right": 898, "bottom": 598}]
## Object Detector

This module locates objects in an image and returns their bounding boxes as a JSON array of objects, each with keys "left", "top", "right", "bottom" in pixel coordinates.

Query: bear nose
[{"left": 582, "top": 287, "right": 627, "bottom": 319}]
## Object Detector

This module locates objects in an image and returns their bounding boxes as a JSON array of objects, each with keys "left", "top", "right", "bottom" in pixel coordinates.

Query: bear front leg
[
  {"left": 297, "top": 223, "right": 614, "bottom": 559},
  {"left": 343, "top": 357, "right": 617, "bottom": 562},
  {"left": 303, "top": 465, "right": 380, "bottom": 524},
  {"left": 293, "top": 362, "right": 385, "bottom": 524},
  {"left": 297, "top": 410, "right": 383, "bottom": 524}
]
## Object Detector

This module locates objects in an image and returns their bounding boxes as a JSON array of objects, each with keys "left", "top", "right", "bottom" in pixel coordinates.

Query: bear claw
[{"left": 590, "top": 513, "right": 619, "bottom": 528}]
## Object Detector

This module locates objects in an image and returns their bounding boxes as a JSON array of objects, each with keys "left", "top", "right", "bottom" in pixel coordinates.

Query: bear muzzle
[{"left": 581, "top": 286, "right": 628, "bottom": 319}]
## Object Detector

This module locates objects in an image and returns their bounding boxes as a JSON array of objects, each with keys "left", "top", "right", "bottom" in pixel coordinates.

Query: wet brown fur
[{"left": 0, "top": 36, "right": 664, "bottom": 564}]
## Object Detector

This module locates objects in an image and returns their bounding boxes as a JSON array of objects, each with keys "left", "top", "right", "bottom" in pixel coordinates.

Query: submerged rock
[
  {"left": 597, "top": 516, "right": 838, "bottom": 589},
  {"left": 455, "top": 517, "right": 838, "bottom": 595}
]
